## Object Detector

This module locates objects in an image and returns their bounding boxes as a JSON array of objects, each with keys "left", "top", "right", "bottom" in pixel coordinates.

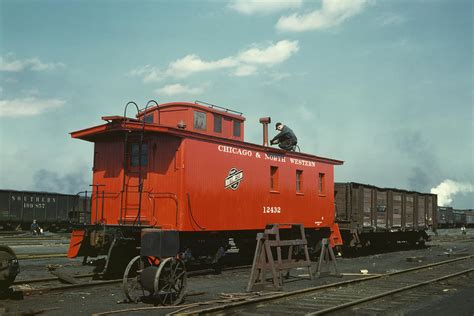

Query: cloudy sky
[{"left": 0, "top": 0, "right": 472, "bottom": 208}]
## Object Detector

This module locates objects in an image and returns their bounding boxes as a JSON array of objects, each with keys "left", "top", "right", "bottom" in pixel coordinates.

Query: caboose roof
[
  {"left": 71, "top": 119, "right": 343, "bottom": 166},
  {"left": 71, "top": 101, "right": 343, "bottom": 166}
]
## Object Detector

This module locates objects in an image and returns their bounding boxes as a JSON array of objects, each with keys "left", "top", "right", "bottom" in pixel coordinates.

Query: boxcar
[
  {"left": 466, "top": 211, "right": 474, "bottom": 227},
  {"left": 335, "top": 182, "right": 437, "bottom": 247},
  {"left": 453, "top": 210, "right": 467, "bottom": 227},
  {"left": 437, "top": 207, "right": 454, "bottom": 228},
  {"left": 0, "top": 189, "right": 90, "bottom": 231}
]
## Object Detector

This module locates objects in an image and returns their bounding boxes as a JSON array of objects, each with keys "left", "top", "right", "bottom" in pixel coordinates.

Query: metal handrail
[
  {"left": 148, "top": 192, "right": 179, "bottom": 228},
  {"left": 144, "top": 100, "right": 160, "bottom": 124},
  {"left": 123, "top": 101, "right": 140, "bottom": 120},
  {"left": 75, "top": 190, "right": 120, "bottom": 225},
  {"left": 195, "top": 100, "right": 243, "bottom": 116}
]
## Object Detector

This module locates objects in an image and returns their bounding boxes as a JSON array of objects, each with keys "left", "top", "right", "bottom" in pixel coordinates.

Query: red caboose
[{"left": 68, "top": 101, "right": 343, "bottom": 275}]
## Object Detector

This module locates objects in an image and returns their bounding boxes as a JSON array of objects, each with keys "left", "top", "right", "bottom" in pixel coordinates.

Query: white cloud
[
  {"left": 0, "top": 97, "right": 65, "bottom": 117},
  {"left": 131, "top": 40, "right": 299, "bottom": 82},
  {"left": 155, "top": 84, "right": 204, "bottom": 96},
  {"left": 276, "top": 0, "right": 372, "bottom": 32},
  {"left": 229, "top": 0, "right": 302, "bottom": 15},
  {"left": 130, "top": 65, "right": 163, "bottom": 83},
  {"left": 168, "top": 55, "right": 238, "bottom": 78},
  {"left": 234, "top": 65, "right": 258, "bottom": 77},
  {"left": 237, "top": 40, "right": 299, "bottom": 65},
  {"left": 0, "top": 55, "right": 65, "bottom": 72}
]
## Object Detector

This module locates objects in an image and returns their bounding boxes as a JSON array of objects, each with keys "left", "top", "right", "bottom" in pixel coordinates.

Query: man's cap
[{"left": 275, "top": 122, "right": 282, "bottom": 130}]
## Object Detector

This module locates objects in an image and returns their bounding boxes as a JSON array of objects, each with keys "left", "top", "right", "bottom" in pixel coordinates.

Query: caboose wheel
[
  {"left": 154, "top": 257, "right": 187, "bottom": 305},
  {"left": 122, "top": 255, "right": 150, "bottom": 303}
]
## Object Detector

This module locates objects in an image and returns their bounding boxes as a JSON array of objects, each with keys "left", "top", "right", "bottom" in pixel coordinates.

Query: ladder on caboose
[{"left": 119, "top": 100, "right": 158, "bottom": 226}]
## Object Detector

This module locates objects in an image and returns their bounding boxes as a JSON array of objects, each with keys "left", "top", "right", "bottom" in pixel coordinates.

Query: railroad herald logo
[{"left": 225, "top": 168, "right": 243, "bottom": 190}]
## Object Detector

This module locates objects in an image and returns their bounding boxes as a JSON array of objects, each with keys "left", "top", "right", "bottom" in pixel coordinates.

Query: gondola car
[
  {"left": 67, "top": 101, "right": 344, "bottom": 282},
  {"left": 0, "top": 190, "right": 90, "bottom": 231},
  {"left": 335, "top": 182, "right": 437, "bottom": 248}
]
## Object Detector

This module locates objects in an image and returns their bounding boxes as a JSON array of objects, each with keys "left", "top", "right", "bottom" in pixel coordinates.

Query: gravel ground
[{"left": 1, "top": 228, "right": 473, "bottom": 315}]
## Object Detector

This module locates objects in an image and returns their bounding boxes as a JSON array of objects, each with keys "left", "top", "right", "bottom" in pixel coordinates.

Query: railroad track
[
  {"left": 10, "top": 263, "right": 252, "bottom": 298},
  {"left": 13, "top": 272, "right": 102, "bottom": 286},
  {"left": 16, "top": 253, "right": 68, "bottom": 260},
  {"left": 163, "top": 255, "right": 474, "bottom": 315},
  {"left": 0, "top": 234, "right": 69, "bottom": 239},
  {"left": 1, "top": 238, "right": 70, "bottom": 247}
]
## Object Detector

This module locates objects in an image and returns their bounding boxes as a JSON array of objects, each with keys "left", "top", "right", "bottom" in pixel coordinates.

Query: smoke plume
[
  {"left": 33, "top": 169, "right": 89, "bottom": 194},
  {"left": 430, "top": 179, "right": 474, "bottom": 206}
]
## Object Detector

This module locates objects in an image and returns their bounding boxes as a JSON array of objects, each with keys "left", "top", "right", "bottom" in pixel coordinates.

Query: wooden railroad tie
[{"left": 246, "top": 223, "right": 313, "bottom": 292}]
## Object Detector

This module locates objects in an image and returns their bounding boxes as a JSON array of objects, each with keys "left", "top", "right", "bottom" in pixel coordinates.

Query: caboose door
[{"left": 120, "top": 142, "right": 151, "bottom": 225}]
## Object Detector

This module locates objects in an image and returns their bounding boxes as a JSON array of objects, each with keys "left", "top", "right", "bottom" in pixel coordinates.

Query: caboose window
[
  {"left": 233, "top": 120, "right": 241, "bottom": 137},
  {"left": 194, "top": 111, "right": 207, "bottom": 130},
  {"left": 130, "top": 143, "right": 148, "bottom": 167},
  {"left": 270, "top": 166, "right": 279, "bottom": 191},
  {"left": 319, "top": 173, "right": 325, "bottom": 194},
  {"left": 296, "top": 170, "right": 303, "bottom": 193},
  {"left": 213, "top": 114, "right": 222, "bottom": 133},
  {"left": 144, "top": 114, "right": 154, "bottom": 123}
]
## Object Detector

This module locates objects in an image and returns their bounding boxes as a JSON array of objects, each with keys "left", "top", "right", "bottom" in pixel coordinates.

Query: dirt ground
[{"left": 1, "top": 228, "right": 473, "bottom": 315}]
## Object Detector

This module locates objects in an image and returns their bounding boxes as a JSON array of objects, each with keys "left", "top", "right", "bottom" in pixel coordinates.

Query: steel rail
[
  {"left": 175, "top": 255, "right": 474, "bottom": 314},
  {"left": 13, "top": 273, "right": 102, "bottom": 285},
  {"left": 14, "top": 264, "right": 253, "bottom": 297},
  {"left": 308, "top": 267, "right": 474, "bottom": 315},
  {"left": 20, "top": 279, "right": 123, "bottom": 295},
  {"left": 16, "top": 253, "right": 68, "bottom": 260}
]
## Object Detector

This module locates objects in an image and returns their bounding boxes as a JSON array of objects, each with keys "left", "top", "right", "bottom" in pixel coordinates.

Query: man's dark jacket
[{"left": 271, "top": 125, "right": 297, "bottom": 150}]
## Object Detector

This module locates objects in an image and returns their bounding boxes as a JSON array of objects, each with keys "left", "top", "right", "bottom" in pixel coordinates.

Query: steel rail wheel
[
  {"left": 122, "top": 256, "right": 150, "bottom": 303},
  {"left": 154, "top": 257, "right": 187, "bottom": 305}
]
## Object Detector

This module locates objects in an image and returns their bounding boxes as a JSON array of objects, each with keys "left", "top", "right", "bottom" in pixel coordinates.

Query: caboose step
[{"left": 121, "top": 215, "right": 150, "bottom": 224}]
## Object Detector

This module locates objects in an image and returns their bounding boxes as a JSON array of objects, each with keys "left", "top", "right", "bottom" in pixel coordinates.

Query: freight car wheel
[
  {"left": 154, "top": 257, "right": 187, "bottom": 305},
  {"left": 122, "top": 255, "right": 150, "bottom": 303}
]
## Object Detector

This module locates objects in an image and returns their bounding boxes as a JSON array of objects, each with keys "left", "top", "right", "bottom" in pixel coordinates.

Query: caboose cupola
[
  {"left": 71, "top": 101, "right": 246, "bottom": 142},
  {"left": 137, "top": 101, "right": 246, "bottom": 141}
]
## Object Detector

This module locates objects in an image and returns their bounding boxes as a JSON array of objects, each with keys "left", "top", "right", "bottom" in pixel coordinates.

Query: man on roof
[{"left": 270, "top": 122, "right": 298, "bottom": 151}]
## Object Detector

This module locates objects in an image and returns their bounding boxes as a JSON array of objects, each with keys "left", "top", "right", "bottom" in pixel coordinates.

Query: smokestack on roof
[{"left": 259, "top": 117, "right": 271, "bottom": 147}]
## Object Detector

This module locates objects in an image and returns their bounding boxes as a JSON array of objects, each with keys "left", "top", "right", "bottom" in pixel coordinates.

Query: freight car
[
  {"left": 437, "top": 207, "right": 474, "bottom": 228},
  {"left": 453, "top": 210, "right": 469, "bottom": 228},
  {"left": 67, "top": 101, "right": 344, "bottom": 280},
  {"left": 0, "top": 189, "right": 90, "bottom": 231},
  {"left": 437, "top": 207, "right": 454, "bottom": 228},
  {"left": 335, "top": 182, "right": 437, "bottom": 248},
  {"left": 466, "top": 210, "right": 474, "bottom": 227}
]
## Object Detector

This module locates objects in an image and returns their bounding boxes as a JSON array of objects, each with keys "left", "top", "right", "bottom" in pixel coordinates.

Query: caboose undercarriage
[{"left": 69, "top": 224, "right": 332, "bottom": 277}]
